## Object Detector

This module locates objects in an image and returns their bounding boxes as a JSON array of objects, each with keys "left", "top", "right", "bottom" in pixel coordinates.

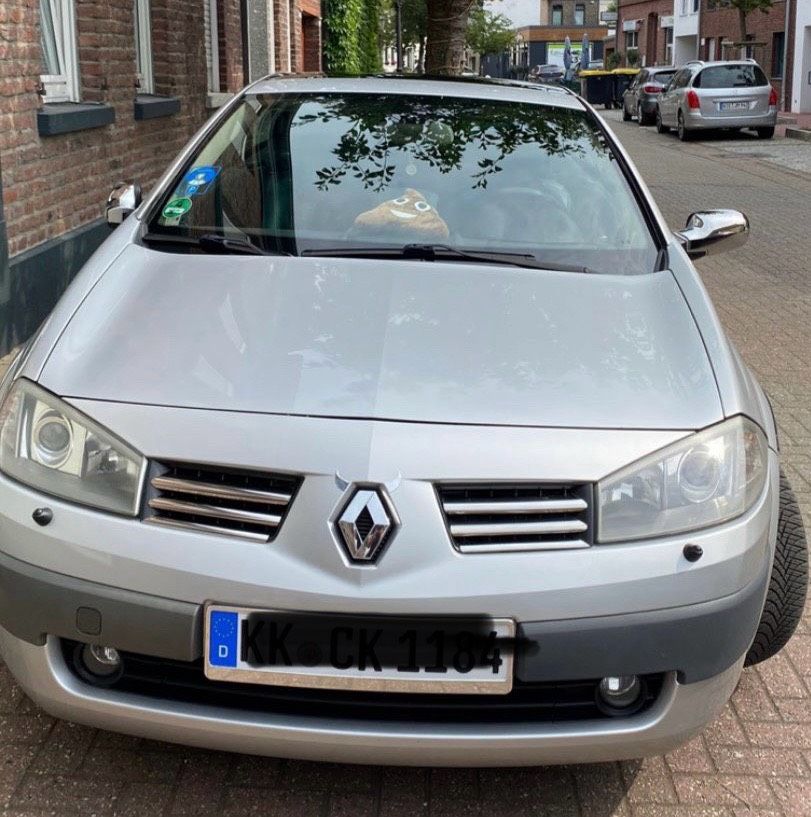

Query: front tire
[
  {"left": 757, "top": 126, "right": 775, "bottom": 140},
  {"left": 656, "top": 108, "right": 670, "bottom": 134},
  {"left": 638, "top": 104, "right": 653, "bottom": 126},
  {"left": 745, "top": 471, "right": 809, "bottom": 667}
]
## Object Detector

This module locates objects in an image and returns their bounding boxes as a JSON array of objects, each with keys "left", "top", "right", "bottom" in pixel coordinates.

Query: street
[{"left": 0, "top": 114, "right": 809, "bottom": 817}]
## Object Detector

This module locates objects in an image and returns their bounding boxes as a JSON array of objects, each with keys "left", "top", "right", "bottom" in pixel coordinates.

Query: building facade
[
  {"left": 541, "top": 0, "right": 601, "bottom": 27},
  {"left": 672, "top": 0, "right": 699, "bottom": 64},
  {"left": 0, "top": 0, "right": 321, "bottom": 357},
  {"left": 617, "top": 0, "right": 676, "bottom": 66},
  {"left": 699, "top": 1, "right": 790, "bottom": 107},
  {"left": 791, "top": 0, "right": 810, "bottom": 112}
]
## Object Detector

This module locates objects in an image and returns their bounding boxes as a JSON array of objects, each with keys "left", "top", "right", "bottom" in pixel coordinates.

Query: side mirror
[
  {"left": 676, "top": 209, "right": 749, "bottom": 259},
  {"left": 106, "top": 182, "right": 142, "bottom": 227}
]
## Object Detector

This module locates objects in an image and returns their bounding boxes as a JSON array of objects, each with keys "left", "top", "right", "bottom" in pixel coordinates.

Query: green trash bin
[
  {"left": 579, "top": 70, "right": 613, "bottom": 109},
  {"left": 611, "top": 68, "right": 640, "bottom": 109}
]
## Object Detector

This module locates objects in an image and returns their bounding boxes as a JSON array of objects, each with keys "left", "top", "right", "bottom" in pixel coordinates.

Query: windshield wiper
[
  {"left": 302, "top": 243, "right": 592, "bottom": 273},
  {"left": 141, "top": 231, "right": 279, "bottom": 256}
]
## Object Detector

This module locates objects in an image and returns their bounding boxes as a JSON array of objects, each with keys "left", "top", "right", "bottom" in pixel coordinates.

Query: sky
[{"left": 485, "top": 0, "right": 540, "bottom": 28}]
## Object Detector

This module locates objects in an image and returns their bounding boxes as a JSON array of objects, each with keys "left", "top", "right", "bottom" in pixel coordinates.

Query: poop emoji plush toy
[{"left": 351, "top": 189, "right": 450, "bottom": 240}]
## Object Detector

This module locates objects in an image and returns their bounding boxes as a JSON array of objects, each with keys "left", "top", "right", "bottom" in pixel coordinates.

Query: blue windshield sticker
[{"left": 181, "top": 165, "right": 221, "bottom": 197}]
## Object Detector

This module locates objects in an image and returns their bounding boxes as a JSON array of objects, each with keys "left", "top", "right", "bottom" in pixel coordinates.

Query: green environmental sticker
[{"left": 162, "top": 197, "right": 193, "bottom": 219}]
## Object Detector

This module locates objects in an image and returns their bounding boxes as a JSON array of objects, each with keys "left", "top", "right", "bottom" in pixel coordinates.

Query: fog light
[
  {"left": 76, "top": 643, "right": 123, "bottom": 684},
  {"left": 597, "top": 675, "right": 642, "bottom": 711}
]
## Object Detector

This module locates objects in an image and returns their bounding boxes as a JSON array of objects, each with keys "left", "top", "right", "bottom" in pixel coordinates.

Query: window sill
[
  {"left": 206, "top": 92, "right": 234, "bottom": 110},
  {"left": 37, "top": 102, "right": 116, "bottom": 137},
  {"left": 134, "top": 94, "right": 181, "bottom": 121}
]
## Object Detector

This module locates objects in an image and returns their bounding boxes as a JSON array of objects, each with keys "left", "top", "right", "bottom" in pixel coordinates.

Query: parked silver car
[
  {"left": 656, "top": 60, "right": 778, "bottom": 140},
  {"left": 0, "top": 77, "right": 806, "bottom": 767},
  {"left": 623, "top": 66, "right": 677, "bottom": 125}
]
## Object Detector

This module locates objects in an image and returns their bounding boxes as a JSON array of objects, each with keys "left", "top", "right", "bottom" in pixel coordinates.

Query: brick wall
[
  {"left": 274, "top": 0, "right": 291, "bottom": 71},
  {"left": 0, "top": 0, "right": 210, "bottom": 257},
  {"left": 289, "top": 0, "right": 302, "bottom": 73},
  {"left": 217, "top": 0, "right": 245, "bottom": 91},
  {"left": 617, "top": 0, "right": 674, "bottom": 66},
  {"left": 302, "top": 13, "right": 321, "bottom": 73},
  {"left": 700, "top": 0, "right": 790, "bottom": 105}
]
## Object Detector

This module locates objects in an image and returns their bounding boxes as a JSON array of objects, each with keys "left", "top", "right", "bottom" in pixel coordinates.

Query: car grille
[
  {"left": 437, "top": 483, "right": 593, "bottom": 553},
  {"left": 61, "top": 641, "right": 663, "bottom": 725},
  {"left": 144, "top": 461, "right": 301, "bottom": 542}
]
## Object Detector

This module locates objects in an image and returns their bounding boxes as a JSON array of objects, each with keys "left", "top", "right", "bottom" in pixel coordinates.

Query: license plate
[
  {"left": 719, "top": 101, "right": 749, "bottom": 111},
  {"left": 204, "top": 606, "right": 515, "bottom": 694}
]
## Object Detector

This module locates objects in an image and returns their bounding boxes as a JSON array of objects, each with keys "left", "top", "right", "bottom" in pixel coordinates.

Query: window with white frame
[
  {"left": 664, "top": 26, "right": 673, "bottom": 64},
  {"left": 625, "top": 30, "right": 638, "bottom": 49},
  {"left": 134, "top": 0, "right": 154, "bottom": 94},
  {"left": 39, "top": 0, "right": 80, "bottom": 102},
  {"left": 574, "top": 4, "right": 585, "bottom": 26},
  {"left": 551, "top": 5, "right": 563, "bottom": 25}
]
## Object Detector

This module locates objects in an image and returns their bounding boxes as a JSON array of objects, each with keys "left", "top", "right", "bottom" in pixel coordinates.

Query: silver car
[
  {"left": 656, "top": 60, "right": 778, "bottom": 141},
  {"left": 622, "top": 67, "right": 677, "bottom": 126},
  {"left": 0, "top": 77, "right": 806, "bottom": 767}
]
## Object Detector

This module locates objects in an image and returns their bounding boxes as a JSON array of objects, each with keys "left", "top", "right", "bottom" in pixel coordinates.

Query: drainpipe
[{"left": 781, "top": 0, "right": 791, "bottom": 111}]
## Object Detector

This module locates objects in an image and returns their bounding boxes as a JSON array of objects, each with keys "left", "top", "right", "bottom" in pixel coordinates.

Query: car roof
[
  {"left": 682, "top": 59, "right": 762, "bottom": 68},
  {"left": 244, "top": 75, "right": 587, "bottom": 111}
]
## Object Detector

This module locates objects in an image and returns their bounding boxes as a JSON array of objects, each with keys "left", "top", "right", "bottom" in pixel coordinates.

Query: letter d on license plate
[{"left": 204, "top": 605, "right": 515, "bottom": 694}]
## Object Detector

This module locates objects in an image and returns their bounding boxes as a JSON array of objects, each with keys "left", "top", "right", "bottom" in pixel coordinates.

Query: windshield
[{"left": 149, "top": 92, "right": 658, "bottom": 274}]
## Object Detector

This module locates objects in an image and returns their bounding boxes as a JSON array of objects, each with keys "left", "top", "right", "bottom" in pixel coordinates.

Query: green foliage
[
  {"left": 625, "top": 48, "right": 639, "bottom": 67},
  {"left": 323, "top": 0, "right": 365, "bottom": 74},
  {"left": 466, "top": 7, "right": 515, "bottom": 56},
  {"left": 605, "top": 51, "right": 621, "bottom": 70},
  {"left": 360, "top": 0, "right": 384, "bottom": 72},
  {"left": 381, "top": 0, "right": 429, "bottom": 53}
]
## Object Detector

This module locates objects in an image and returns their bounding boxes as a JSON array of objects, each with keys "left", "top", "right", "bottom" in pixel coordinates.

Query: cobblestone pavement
[
  {"left": 0, "top": 114, "right": 809, "bottom": 817},
  {"left": 616, "top": 115, "right": 811, "bottom": 176}
]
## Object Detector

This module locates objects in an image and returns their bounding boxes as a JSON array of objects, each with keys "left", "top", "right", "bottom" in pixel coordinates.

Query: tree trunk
[
  {"left": 425, "top": 0, "right": 475, "bottom": 75},
  {"left": 738, "top": 7, "right": 748, "bottom": 41}
]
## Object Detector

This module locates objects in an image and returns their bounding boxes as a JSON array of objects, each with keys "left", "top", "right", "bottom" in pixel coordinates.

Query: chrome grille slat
[
  {"left": 145, "top": 516, "right": 270, "bottom": 543},
  {"left": 449, "top": 520, "right": 588, "bottom": 538},
  {"left": 148, "top": 498, "right": 283, "bottom": 527},
  {"left": 442, "top": 499, "right": 587, "bottom": 515},
  {"left": 151, "top": 476, "right": 291, "bottom": 505},
  {"left": 145, "top": 461, "right": 301, "bottom": 542},
  {"left": 457, "top": 540, "right": 590, "bottom": 554},
  {"left": 437, "top": 483, "right": 592, "bottom": 554}
]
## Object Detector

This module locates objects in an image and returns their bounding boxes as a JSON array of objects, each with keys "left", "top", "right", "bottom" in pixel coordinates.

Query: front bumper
[
  {"left": 0, "top": 623, "right": 744, "bottom": 766},
  {"left": 0, "top": 548, "right": 769, "bottom": 684}
]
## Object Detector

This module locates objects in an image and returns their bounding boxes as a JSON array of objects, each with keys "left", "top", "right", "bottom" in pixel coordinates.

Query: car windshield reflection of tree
[{"left": 291, "top": 96, "right": 600, "bottom": 193}]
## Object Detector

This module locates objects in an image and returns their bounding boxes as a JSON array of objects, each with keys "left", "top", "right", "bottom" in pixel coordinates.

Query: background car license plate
[
  {"left": 720, "top": 101, "right": 748, "bottom": 111},
  {"left": 205, "top": 606, "right": 515, "bottom": 694}
]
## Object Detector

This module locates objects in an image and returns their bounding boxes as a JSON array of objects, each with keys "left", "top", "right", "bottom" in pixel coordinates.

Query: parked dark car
[
  {"left": 529, "top": 64, "right": 564, "bottom": 83},
  {"left": 623, "top": 67, "right": 677, "bottom": 125}
]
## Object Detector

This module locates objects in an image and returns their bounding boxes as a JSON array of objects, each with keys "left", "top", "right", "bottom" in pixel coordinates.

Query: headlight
[
  {"left": 0, "top": 379, "right": 145, "bottom": 516},
  {"left": 597, "top": 416, "right": 768, "bottom": 543}
]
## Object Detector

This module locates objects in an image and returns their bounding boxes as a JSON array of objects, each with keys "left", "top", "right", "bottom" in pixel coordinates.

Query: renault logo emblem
[{"left": 335, "top": 487, "right": 397, "bottom": 563}]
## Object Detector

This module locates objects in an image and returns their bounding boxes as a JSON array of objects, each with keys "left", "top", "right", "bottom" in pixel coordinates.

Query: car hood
[{"left": 39, "top": 244, "right": 721, "bottom": 429}]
